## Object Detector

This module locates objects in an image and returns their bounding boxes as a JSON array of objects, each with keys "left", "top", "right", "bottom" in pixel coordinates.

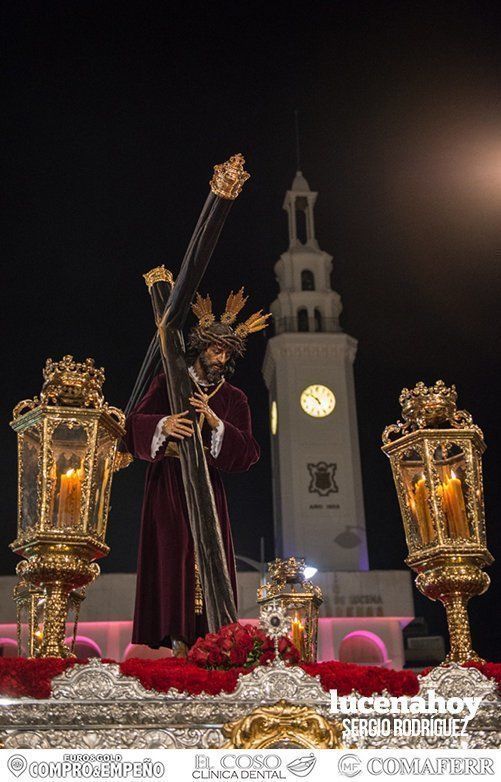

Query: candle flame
[{"left": 63, "top": 467, "right": 83, "bottom": 478}]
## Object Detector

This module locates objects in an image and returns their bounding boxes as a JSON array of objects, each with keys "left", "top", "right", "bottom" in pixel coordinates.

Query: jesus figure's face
[{"left": 198, "top": 343, "right": 231, "bottom": 384}]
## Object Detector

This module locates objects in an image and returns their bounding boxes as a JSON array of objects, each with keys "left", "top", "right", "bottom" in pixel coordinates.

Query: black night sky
[{"left": 1, "top": 1, "right": 500, "bottom": 660}]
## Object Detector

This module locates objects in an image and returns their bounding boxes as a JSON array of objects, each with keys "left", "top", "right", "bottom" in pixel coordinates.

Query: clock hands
[{"left": 301, "top": 385, "right": 335, "bottom": 417}]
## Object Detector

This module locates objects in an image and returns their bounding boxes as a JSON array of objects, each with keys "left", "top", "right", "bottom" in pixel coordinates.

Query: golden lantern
[
  {"left": 382, "top": 380, "right": 493, "bottom": 664},
  {"left": 257, "top": 557, "right": 323, "bottom": 662},
  {"left": 10, "top": 356, "right": 125, "bottom": 658}
]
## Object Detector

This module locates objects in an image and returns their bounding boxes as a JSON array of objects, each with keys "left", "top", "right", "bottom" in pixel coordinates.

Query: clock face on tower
[{"left": 300, "top": 384, "right": 336, "bottom": 418}]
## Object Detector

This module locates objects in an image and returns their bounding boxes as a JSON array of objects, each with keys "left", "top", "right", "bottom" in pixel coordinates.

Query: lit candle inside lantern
[
  {"left": 440, "top": 470, "right": 470, "bottom": 539},
  {"left": 34, "top": 628, "right": 44, "bottom": 652},
  {"left": 413, "top": 476, "right": 434, "bottom": 544},
  {"left": 57, "top": 467, "right": 83, "bottom": 527},
  {"left": 291, "top": 613, "right": 305, "bottom": 658}
]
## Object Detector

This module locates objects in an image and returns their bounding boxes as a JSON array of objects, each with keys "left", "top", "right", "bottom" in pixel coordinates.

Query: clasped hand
[
  {"left": 161, "top": 392, "right": 221, "bottom": 440},
  {"left": 161, "top": 411, "right": 194, "bottom": 440},
  {"left": 189, "top": 391, "right": 221, "bottom": 430}
]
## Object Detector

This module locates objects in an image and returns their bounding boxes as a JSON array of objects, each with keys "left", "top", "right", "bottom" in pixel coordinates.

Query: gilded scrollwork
[
  {"left": 12, "top": 398, "right": 40, "bottom": 420},
  {"left": 223, "top": 700, "right": 344, "bottom": 749},
  {"left": 382, "top": 419, "right": 410, "bottom": 445},
  {"left": 104, "top": 405, "right": 126, "bottom": 428},
  {"left": 112, "top": 450, "right": 133, "bottom": 471}
]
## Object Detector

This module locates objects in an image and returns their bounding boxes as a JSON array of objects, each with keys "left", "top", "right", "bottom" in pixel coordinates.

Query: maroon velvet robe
[{"left": 126, "top": 372, "right": 260, "bottom": 648}]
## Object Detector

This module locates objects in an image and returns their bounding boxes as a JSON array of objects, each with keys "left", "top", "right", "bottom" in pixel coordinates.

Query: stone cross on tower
[{"left": 262, "top": 171, "right": 369, "bottom": 571}]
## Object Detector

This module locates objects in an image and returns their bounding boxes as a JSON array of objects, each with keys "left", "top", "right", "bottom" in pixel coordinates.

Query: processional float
[{"left": 9, "top": 158, "right": 494, "bottom": 667}]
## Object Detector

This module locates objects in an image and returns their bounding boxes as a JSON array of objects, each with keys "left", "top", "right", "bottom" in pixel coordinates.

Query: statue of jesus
[{"left": 125, "top": 290, "right": 269, "bottom": 657}]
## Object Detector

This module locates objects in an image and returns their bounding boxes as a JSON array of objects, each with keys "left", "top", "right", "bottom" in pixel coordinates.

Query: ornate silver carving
[
  {"left": 227, "top": 659, "right": 329, "bottom": 704},
  {"left": 0, "top": 660, "right": 499, "bottom": 749}
]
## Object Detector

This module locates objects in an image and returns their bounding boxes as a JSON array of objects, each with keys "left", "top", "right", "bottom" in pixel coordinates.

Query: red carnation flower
[{"left": 187, "top": 622, "right": 301, "bottom": 671}]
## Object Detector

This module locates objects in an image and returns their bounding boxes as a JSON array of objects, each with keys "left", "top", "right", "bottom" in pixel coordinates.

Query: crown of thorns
[{"left": 189, "top": 288, "right": 271, "bottom": 356}]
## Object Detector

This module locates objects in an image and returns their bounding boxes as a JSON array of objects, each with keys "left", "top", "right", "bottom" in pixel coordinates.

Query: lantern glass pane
[
  {"left": 21, "top": 427, "right": 42, "bottom": 532},
  {"left": 401, "top": 449, "right": 437, "bottom": 546},
  {"left": 88, "top": 427, "right": 114, "bottom": 537},
  {"left": 469, "top": 447, "right": 486, "bottom": 544},
  {"left": 17, "top": 601, "right": 27, "bottom": 656},
  {"left": 50, "top": 421, "right": 88, "bottom": 530},
  {"left": 433, "top": 442, "right": 472, "bottom": 540}
]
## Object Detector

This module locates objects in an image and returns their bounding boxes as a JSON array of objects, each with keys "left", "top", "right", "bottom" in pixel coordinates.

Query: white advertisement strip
[{"left": 0, "top": 749, "right": 498, "bottom": 782}]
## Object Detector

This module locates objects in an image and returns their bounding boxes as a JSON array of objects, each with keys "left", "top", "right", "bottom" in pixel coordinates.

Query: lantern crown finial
[
  {"left": 382, "top": 380, "right": 477, "bottom": 444},
  {"left": 41, "top": 355, "right": 105, "bottom": 408},
  {"left": 258, "top": 556, "right": 323, "bottom": 603},
  {"left": 400, "top": 380, "right": 458, "bottom": 428},
  {"left": 268, "top": 556, "right": 306, "bottom": 584}
]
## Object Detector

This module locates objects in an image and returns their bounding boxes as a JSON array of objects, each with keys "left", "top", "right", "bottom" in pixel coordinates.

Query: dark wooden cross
[{"left": 137, "top": 155, "right": 249, "bottom": 633}]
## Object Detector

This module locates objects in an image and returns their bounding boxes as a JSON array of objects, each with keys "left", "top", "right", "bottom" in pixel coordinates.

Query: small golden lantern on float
[
  {"left": 10, "top": 356, "right": 125, "bottom": 658},
  {"left": 382, "top": 380, "right": 493, "bottom": 664},
  {"left": 257, "top": 557, "right": 323, "bottom": 662}
]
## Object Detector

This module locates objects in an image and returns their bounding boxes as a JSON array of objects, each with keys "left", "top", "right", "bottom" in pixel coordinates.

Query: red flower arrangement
[
  {"left": 0, "top": 657, "right": 85, "bottom": 699},
  {"left": 120, "top": 657, "right": 241, "bottom": 696},
  {"left": 0, "top": 648, "right": 499, "bottom": 701},
  {"left": 301, "top": 660, "right": 421, "bottom": 697},
  {"left": 188, "top": 622, "right": 300, "bottom": 670}
]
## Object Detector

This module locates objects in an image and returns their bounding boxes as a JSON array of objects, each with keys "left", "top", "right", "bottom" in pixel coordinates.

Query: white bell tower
[{"left": 262, "top": 171, "right": 369, "bottom": 571}]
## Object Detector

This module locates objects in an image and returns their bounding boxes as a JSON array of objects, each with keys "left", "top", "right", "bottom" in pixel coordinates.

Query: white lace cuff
[
  {"left": 151, "top": 417, "right": 224, "bottom": 459},
  {"left": 211, "top": 420, "right": 225, "bottom": 458},
  {"left": 151, "top": 417, "right": 168, "bottom": 459}
]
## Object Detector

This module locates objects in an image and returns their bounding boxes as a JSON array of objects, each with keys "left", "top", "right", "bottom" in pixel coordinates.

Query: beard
[{"left": 199, "top": 351, "right": 225, "bottom": 384}]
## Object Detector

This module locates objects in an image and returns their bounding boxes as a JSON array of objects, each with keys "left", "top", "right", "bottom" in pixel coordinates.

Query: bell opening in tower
[
  {"left": 297, "top": 307, "right": 309, "bottom": 332},
  {"left": 295, "top": 197, "right": 308, "bottom": 243},
  {"left": 301, "top": 269, "right": 315, "bottom": 291}
]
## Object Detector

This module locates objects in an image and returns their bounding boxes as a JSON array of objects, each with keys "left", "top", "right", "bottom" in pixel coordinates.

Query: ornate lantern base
[
  {"left": 415, "top": 556, "right": 490, "bottom": 664},
  {"left": 16, "top": 542, "right": 102, "bottom": 658}
]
